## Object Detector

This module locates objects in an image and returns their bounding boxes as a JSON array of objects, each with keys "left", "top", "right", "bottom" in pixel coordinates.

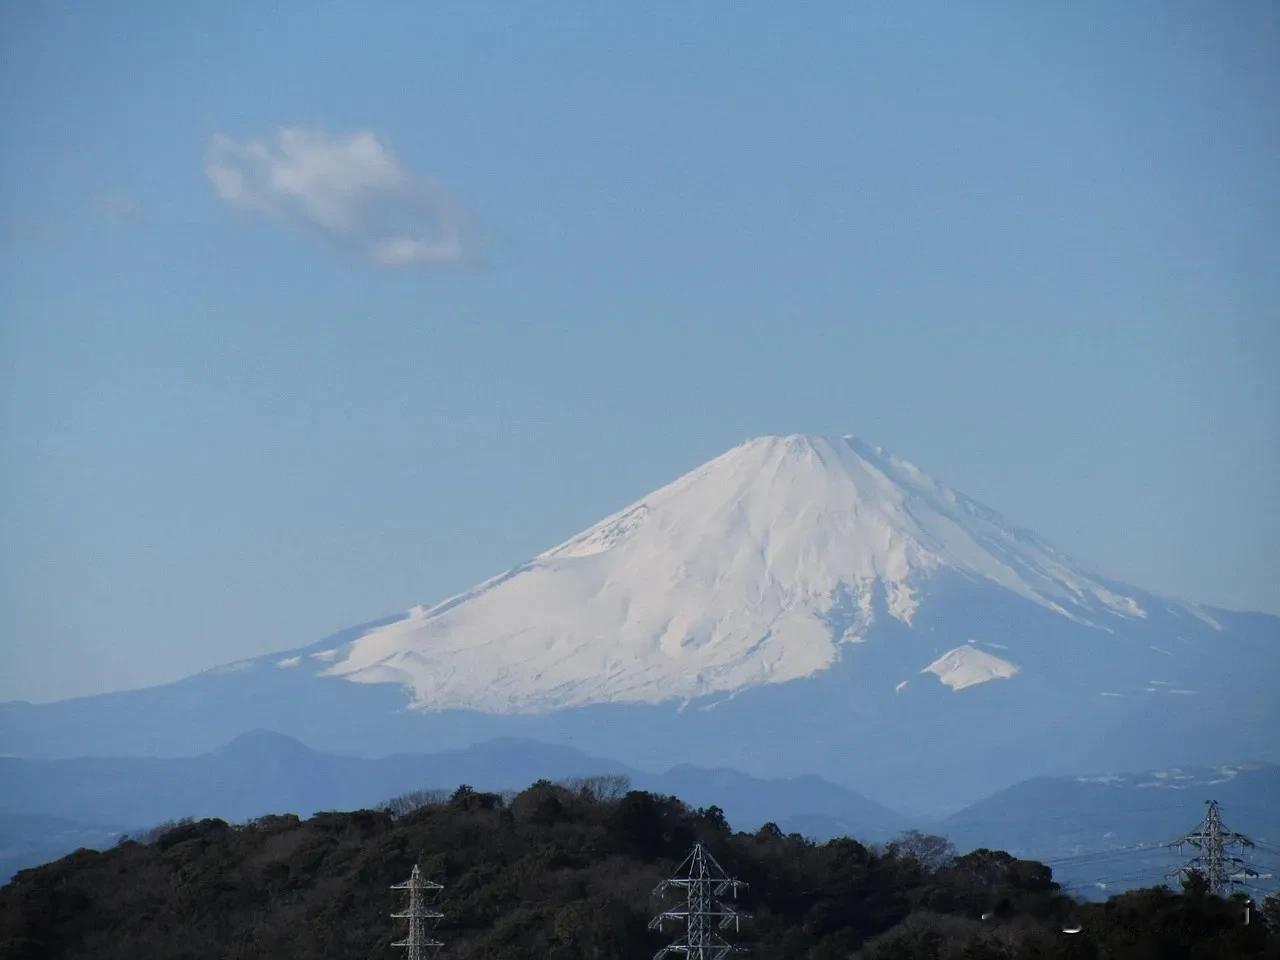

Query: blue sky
[{"left": 2, "top": 1, "right": 1277, "bottom": 702}]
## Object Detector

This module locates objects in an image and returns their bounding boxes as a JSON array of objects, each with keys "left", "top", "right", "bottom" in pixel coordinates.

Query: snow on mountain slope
[
  {"left": 324, "top": 435, "right": 1162, "bottom": 713},
  {"left": 923, "top": 646, "right": 1020, "bottom": 691}
]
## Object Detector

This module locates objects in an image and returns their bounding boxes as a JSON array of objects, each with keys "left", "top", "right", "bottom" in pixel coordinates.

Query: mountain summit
[
  {"left": 325, "top": 435, "right": 1156, "bottom": 712},
  {"left": 4, "top": 433, "right": 1276, "bottom": 810}
]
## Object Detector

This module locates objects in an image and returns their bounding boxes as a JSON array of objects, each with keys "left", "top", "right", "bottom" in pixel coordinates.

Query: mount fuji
[{"left": 3, "top": 435, "right": 1277, "bottom": 813}]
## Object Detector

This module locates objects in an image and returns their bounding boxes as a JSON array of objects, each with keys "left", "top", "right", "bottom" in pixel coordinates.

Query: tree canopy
[{"left": 0, "top": 781, "right": 1274, "bottom": 959}]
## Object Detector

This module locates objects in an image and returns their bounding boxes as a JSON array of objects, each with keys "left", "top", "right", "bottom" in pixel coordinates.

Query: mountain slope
[
  {"left": 325, "top": 435, "right": 1178, "bottom": 712},
  {"left": 0, "top": 815, "right": 125, "bottom": 887},
  {"left": 2, "top": 434, "right": 1276, "bottom": 812}
]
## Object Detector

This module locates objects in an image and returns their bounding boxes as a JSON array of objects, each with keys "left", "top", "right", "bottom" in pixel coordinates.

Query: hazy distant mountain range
[
  {"left": 3, "top": 435, "right": 1277, "bottom": 819},
  {"left": 4, "top": 732, "right": 1277, "bottom": 895},
  {"left": 0, "top": 731, "right": 904, "bottom": 880},
  {"left": 0, "top": 730, "right": 907, "bottom": 840},
  {"left": 941, "top": 762, "right": 1280, "bottom": 897}
]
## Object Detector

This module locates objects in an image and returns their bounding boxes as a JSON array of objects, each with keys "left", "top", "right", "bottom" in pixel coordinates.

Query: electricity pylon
[
  {"left": 650, "top": 842, "right": 749, "bottom": 960},
  {"left": 1167, "top": 800, "right": 1258, "bottom": 896},
  {"left": 391, "top": 864, "right": 444, "bottom": 959}
]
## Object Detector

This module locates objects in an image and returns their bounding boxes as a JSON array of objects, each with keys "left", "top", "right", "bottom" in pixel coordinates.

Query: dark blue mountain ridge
[{"left": 0, "top": 730, "right": 908, "bottom": 881}]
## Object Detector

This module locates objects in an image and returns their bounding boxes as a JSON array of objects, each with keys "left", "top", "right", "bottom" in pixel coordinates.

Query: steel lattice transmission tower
[
  {"left": 650, "top": 842, "right": 749, "bottom": 960},
  {"left": 391, "top": 864, "right": 444, "bottom": 960},
  {"left": 1167, "top": 800, "right": 1258, "bottom": 896}
]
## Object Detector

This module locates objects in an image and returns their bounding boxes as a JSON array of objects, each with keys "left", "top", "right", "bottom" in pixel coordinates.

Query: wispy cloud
[
  {"left": 204, "top": 129, "right": 468, "bottom": 268},
  {"left": 93, "top": 191, "right": 141, "bottom": 223}
]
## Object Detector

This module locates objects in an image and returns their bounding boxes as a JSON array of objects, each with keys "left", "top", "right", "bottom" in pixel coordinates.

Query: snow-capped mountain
[
  {"left": 323, "top": 435, "right": 1174, "bottom": 712},
  {"left": 3, "top": 434, "right": 1276, "bottom": 812}
]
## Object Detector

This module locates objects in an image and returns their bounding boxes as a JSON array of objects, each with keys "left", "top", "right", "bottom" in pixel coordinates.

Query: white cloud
[{"left": 204, "top": 129, "right": 467, "bottom": 268}]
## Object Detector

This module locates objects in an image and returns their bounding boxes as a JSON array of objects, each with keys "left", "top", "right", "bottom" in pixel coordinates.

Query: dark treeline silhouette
[{"left": 0, "top": 781, "right": 1275, "bottom": 959}]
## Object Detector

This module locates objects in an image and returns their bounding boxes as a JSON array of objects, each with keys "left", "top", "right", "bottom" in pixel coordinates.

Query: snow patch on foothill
[{"left": 922, "top": 646, "right": 1020, "bottom": 691}]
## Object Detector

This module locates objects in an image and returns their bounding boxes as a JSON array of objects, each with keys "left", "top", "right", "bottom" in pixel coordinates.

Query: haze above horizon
[{"left": 2, "top": 2, "right": 1277, "bottom": 702}]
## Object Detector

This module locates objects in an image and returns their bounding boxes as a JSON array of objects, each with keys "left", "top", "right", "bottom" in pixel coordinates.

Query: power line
[{"left": 1045, "top": 842, "right": 1168, "bottom": 866}]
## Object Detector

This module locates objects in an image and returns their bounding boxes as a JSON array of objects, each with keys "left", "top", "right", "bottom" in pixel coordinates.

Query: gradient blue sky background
[{"left": 2, "top": 2, "right": 1277, "bottom": 702}]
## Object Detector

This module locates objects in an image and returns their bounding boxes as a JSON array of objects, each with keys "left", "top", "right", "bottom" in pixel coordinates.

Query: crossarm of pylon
[{"left": 649, "top": 908, "right": 690, "bottom": 929}]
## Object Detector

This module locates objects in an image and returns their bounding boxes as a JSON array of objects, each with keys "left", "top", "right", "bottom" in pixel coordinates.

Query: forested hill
[{"left": 1, "top": 782, "right": 1274, "bottom": 960}]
